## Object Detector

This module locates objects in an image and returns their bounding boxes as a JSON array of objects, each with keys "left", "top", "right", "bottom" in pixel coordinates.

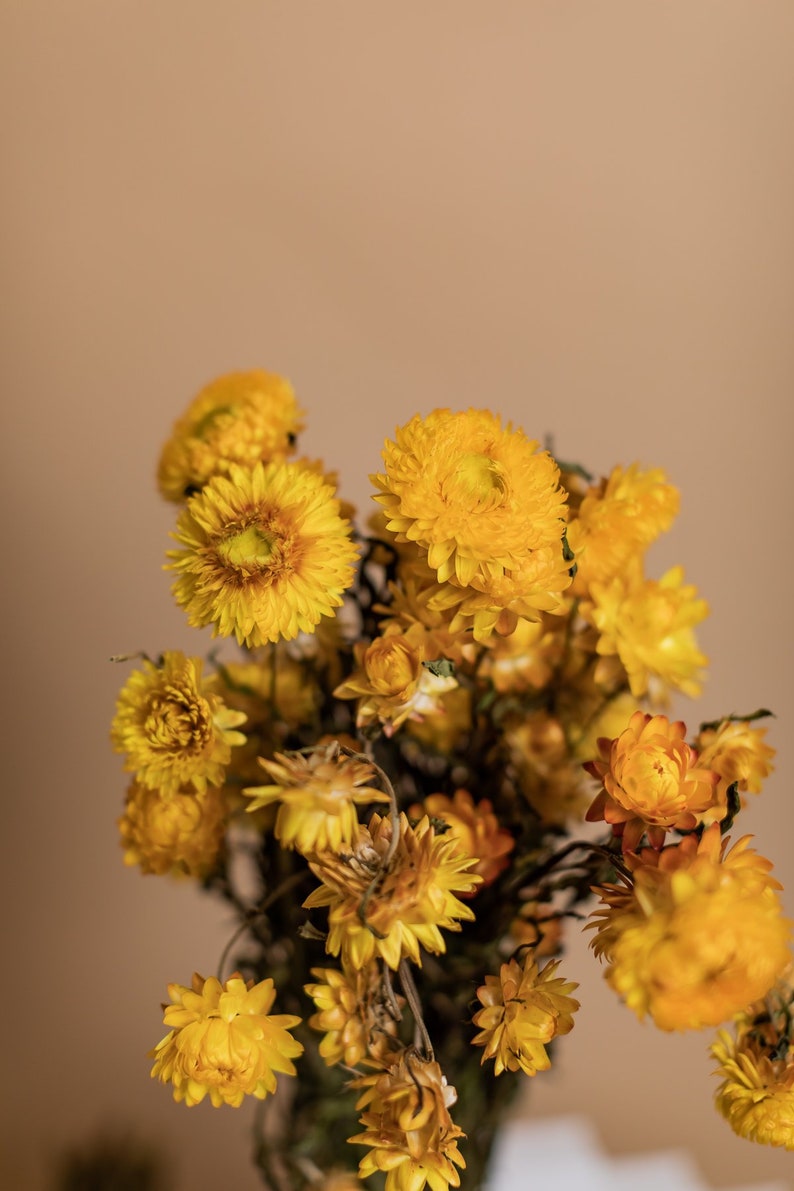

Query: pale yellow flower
[
  {"left": 584, "top": 710, "right": 719, "bottom": 851},
  {"left": 472, "top": 951, "right": 579, "bottom": 1076},
  {"left": 304, "top": 813, "right": 480, "bottom": 970},
  {"left": 696, "top": 718, "right": 776, "bottom": 820},
  {"left": 590, "top": 826, "right": 791, "bottom": 1031},
  {"left": 157, "top": 369, "right": 304, "bottom": 501},
  {"left": 711, "top": 982, "right": 794, "bottom": 1149},
  {"left": 245, "top": 745, "right": 387, "bottom": 854},
  {"left": 149, "top": 972, "right": 302, "bottom": 1106},
  {"left": 350, "top": 1055, "right": 466, "bottom": 1191},
  {"left": 304, "top": 961, "right": 402, "bottom": 1067},
  {"left": 167, "top": 461, "right": 359, "bottom": 646},
  {"left": 589, "top": 565, "right": 708, "bottom": 700},
  {"left": 111, "top": 651, "right": 246, "bottom": 796},
  {"left": 118, "top": 781, "right": 226, "bottom": 877}
]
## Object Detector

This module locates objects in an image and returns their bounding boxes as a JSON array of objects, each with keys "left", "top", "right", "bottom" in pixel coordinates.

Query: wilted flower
[
  {"left": 245, "top": 745, "right": 387, "bottom": 853},
  {"left": 149, "top": 973, "right": 303, "bottom": 1106},
  {"left": 350, "top": 1054, "right": 466, "bottom": 1191},
  {"left": 304, "top": 813, "right": 480, "bottom": 970},
  {"left": 304, "top": 960, "right": 402, "bottom": 1067},
  {"left": 472, "top": 951, "right": 579, "bottom": 1076}
]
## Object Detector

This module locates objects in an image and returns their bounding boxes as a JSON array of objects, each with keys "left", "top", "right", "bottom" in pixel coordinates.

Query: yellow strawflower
[
  {"left": 711, "top": 982, "right": 794, "bottom": 1149},
  {"left": 409, "top": 789, "right": 514, "bottom": 891},
  {"left": 350, "top": 1054, "right": 466, "bottom": 1191},
  {"left": 157, "top": 369, "right": 304, "bottom": 501},
  {"left": 590, "top": 826, "right": 791, "bottom": 1031},
  {"left": 304, "top": 960, "right": 402, "bottom": 1067},
  {"left": 571, "top": 464, "right": 679, "bottom": 591},
  {"left": 150, "top": 972, "right": 303, "bottom": 1107},
  {"left": 167, "top": 461, "right": 358, "bottom": 646},
  {"left": 118, "top": 781, "right": 226, "bottom": 877},
  {"left": 503, "top": 710, "right": 589, "bottom": 825},
  {"left": 584, "top": 710, "right": 719, "bottom": 851},
  {"left": 472, "top": 951, "right": 580, "bottom": 1076},
  {"left": 111, "top": 651, "right": 246, "bottom": 795},
  {"left": 372, "top": 409, "right": 572, "bottom": 641},
  {"left": 476, "top": 615, "right": 562, "bottom": 694},
  {"left": 245, "top": 745, "right": 387, "bottom": 854},
  {"left": 304, "top": 813, "right": 480, "bottom": 970},
  {"left": 589, "top": 564, "right": 708, "bottom": 700},
  {"left": 695, "top": 718, "right": 776, "bottom": 820},
  {"left": 334, "top": 624, "right": 457, "bottom": 735}
]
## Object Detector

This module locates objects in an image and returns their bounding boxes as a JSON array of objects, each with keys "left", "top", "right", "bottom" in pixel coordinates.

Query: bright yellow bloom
[
  {"left": 696, "top": 718, "right": 776, "bottom": 820},
  {"left": 472, "top": 951, "right": 579, "bottom": 1077},
  {"left": 118, "top": 781, "right": 227, "bottom": 877},
  {"left": 304, "top": 813, "right": 480, "bottom": 970},
  {"left": 376, "top": 562, "right": 480, "bottom": 668},
  {"left": 157, "top": 369, "right": 304, "bottom": 502},
  {"left": 584, "top": 710, "right": 719, "bottom": 851},
  {"left": 149, "top": 972, "right": 303, "bottom": 1107},
  {"left": 111, "top": 652, "right": 246, "bottom": 795},
  {"left": 589, "top": 565, "right": 708, "bottom": 700},
  {"left": 372, "top": 409, "right": 572, "bottom": 641},
  {"left": 409, "top": 789, "right": 514, "bottom": 891},
  {"left": 167, "top": 461, "right": 359, "bottom": 646},
  {"left": 245, "top": 745, "right": 387, "bottom": 853},
  {"left": 350, "top": 1054, "right": 466, "bottom": 1191},
  {"left": 334, "top": 624, "right": 457, "bottom": 735},
  {"left": 476, "top": 616, "right": 562, "bottom": 693},
  {"left": 304, "top": 961, "right": 402, "bottom": 1067},
  {"left": 711, "top": 983, "right": 794, "bottom": 1149},
  {"left": 590, "top": 826, "right": 791, "bottom": 1031},
  {"left": 571, "top": 464, "right": 679, "bottom": 591}
]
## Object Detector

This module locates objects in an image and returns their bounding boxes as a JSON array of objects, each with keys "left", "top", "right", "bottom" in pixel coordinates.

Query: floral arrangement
[{"left": 111, "top": 370, "right": 793, "bottom": 1190}]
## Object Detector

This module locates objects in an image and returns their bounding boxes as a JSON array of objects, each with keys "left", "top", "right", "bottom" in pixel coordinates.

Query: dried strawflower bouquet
[{"left": 111, "top": 370, "right": 793, "bottom": 1190}]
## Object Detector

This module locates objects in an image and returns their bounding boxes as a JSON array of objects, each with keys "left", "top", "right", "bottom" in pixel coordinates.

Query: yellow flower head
[
  {"left": 372, "top": 409, "right": 572, "bottom": 641},
  {"left": 584, "top": 710, "right": 719, "bottom": 851},
  {"left": 304, "top": 960, "right": 403, "bottom": 1067},
  {"left": 350, "top": 1054, "right": 466, "bottom": 1191},
  {"left": 167, "top": 461, "right": 359, "bottom": 646},
  {"left": 157, "top": 369, "right": 304, "bottom": 502},
  {"left": 118, "top": 780, "right": 227, "bottom": 877},
  {"left": 589, "top": 565, "right": 708, "bottom": 700},
  {"left": 334, "top": 624, "right": 457, "bottom": 735},
  {"left": 149, "top": 972, "right": 303, "bottom": 1107},
  {"left": 695, "top": 718, "right": 776, "bottom": 820},
  {"left": 111, "top": 651, "right": 246, "bottom": 795},
  {"left": 590, "top": 826, "right": 791, "bottom": 1031},
  {"left": 571, "top": 464, "right": 679, "bottom": 591},
  {"left": 304, "top": 813, "right": 480, "bottom": 970},
  {"left": 476, "top": 616, "right": 563, "bottom": 694},
  {"left": 472, "top": 951, "right": 580, "bottom": 1077},
  {"left": 503, "top": 711, "right": 588, "bottom": 825},
  {"left": 711, "top": 981, "right": 794, "bottom": 1149},
  {"left": 245, "top": 745, "right": 387, "bottom": 854},
  {"left": 409, "top": 789, "right": 514, "bottom": 891}
]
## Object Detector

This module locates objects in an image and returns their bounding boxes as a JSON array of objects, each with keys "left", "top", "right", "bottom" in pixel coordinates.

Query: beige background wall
[{"left": 2, "top": 3, "right": 793, "bottom": 1188}]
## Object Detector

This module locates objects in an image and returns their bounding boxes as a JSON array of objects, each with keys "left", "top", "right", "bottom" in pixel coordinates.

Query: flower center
[
  {"left": 218, "top": 525, "right": 275, "bottom": 569},
  {"left": 441, "top": 453, "right": 509, "bottom": 513}
]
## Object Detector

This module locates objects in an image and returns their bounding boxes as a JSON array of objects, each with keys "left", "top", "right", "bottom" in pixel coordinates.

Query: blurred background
[{"left": 2, "top": 2, "right": 793, "bottom": 1187}]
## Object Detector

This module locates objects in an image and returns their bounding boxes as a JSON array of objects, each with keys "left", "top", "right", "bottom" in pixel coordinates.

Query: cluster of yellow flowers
[{"left": 111, "top": 370, "right": 792, "bottom": 1188}]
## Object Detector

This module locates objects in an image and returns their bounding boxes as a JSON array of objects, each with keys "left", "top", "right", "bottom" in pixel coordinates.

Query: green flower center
[
  {"left": 442, "top": 453, "right": 509, "bottom": 513},
  {"left": 218, "top": 525, "right": 275, "bottom": 569}
]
